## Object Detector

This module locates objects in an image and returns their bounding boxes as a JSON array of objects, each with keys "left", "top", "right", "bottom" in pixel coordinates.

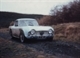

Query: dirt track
[{"left": 0, "top": 29, "right": 80, "bottom": 58}]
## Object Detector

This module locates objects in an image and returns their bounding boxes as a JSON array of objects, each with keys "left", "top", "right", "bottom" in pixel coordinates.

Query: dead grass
[{"left": 52, "top": 22, "right": 80, "bottom": 43}]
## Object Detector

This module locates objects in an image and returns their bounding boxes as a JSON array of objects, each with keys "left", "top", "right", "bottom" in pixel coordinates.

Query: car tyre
[
  {"left": 50, "top": 37, "right": 53, "bottom": 41},
  {"left": 47, "top": 37, "right": 53, "bottom": 41},
  {"left": 19, "top": 32, "right": 25, "bottom": 43}
]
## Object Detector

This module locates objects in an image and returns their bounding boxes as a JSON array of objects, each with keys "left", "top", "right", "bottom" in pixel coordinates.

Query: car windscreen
[{"left": 20, "top": 20, "right": 39, "bottom": 26}]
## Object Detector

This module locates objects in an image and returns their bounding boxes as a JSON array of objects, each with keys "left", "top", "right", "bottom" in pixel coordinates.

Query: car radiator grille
[{"left": 36, "top": 31, "right": 49, "bottom": 36}]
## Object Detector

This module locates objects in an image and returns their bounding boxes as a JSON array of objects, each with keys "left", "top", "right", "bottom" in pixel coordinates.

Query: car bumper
[{"left": 26, "top": 36, "right": 53, "bottom": 39}]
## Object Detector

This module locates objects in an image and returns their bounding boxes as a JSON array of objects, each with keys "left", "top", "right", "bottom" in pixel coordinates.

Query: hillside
[{"left": 0, "top": 11, "right": 43, "bottom": 28}]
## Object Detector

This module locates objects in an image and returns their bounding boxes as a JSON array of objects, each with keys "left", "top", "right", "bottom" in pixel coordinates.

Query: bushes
[
  {"left": 38, "top": 16, "right": 52, "bottom": 25},
  {"left": 39, "top": 0, "right": 80, "bottom": 25}
]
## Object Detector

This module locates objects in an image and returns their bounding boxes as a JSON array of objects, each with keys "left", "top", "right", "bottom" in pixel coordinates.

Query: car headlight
[
  {"left": 31, "top": 29, "right": 36, "bottom": 35},
  {"left": 49, "top": 29, "right": 53, "bottom": 34}
]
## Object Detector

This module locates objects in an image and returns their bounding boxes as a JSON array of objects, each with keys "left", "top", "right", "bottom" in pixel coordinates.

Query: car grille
[
  {"left": 40, "top": 31, "right": 44, "bottom": 35},
  {"left": 37, "top": 31, "right": 48, "bottom": 36}
]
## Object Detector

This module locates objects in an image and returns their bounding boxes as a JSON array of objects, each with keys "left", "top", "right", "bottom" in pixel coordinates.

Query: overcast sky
[{"left": 0, "top": 0, "right": 73, "bottom": 15}]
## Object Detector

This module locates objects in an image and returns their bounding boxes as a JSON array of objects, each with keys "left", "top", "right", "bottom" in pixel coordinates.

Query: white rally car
[{"left": 9, "top": 18, "right": 54, "bottom": 42}]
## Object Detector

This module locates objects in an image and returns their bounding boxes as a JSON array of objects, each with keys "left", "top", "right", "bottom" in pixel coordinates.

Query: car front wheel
[
  {"left": 19, "top": 32, "right": 25, "bottom": 43},
  {"left": 46, "top": 37, "right": 53, "bottom": 41}
]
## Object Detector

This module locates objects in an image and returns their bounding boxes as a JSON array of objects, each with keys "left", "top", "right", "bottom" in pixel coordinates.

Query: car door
[{"left": 12, "top": 20, "right": 20, "bottom": 37}]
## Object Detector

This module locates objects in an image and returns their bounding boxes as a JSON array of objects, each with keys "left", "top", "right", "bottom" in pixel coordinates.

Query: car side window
[{"left": 15, "top": 21, "right": 18, "bottom": 26}]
